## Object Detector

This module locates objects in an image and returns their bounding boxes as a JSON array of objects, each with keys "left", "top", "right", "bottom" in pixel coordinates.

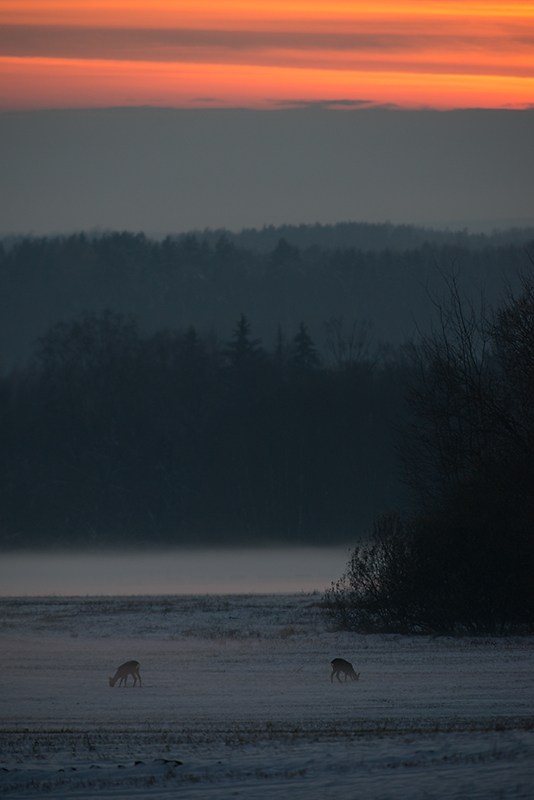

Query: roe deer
[
  {"left": 331, "top": 658, "right": 360, "bottom": 683},
  {"left": 109, "top": 660, "right": 142, "bottom": 687}
]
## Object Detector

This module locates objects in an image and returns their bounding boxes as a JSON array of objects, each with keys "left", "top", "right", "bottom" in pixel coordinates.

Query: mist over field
[{"left": 0, "top": 547, "right": 350, "bottom": 596}]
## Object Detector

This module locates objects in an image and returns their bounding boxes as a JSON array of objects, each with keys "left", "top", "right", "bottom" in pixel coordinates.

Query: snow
[{"left": 1, "top": 593, "right": 533, "bottom": 798}]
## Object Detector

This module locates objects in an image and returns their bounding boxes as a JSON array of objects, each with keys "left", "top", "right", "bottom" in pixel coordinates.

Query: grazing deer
[
  {"left": 109, "top": 660, "right": 142, "bottom": 687},
  {"left": 331, "top": 658, "right": 360, "bottom": 683}
]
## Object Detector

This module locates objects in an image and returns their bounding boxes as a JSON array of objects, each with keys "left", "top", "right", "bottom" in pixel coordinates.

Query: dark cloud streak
[
  {"left": 0, "top": 24, "right": 526, "bottom": 61},
  {"left": 276, "top": 99, "right": 372, "bottom": 109}
]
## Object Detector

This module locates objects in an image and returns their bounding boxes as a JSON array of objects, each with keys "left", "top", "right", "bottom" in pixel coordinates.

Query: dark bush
[{"left": 325, "top": 271, "right": 534, "bottom": 635}]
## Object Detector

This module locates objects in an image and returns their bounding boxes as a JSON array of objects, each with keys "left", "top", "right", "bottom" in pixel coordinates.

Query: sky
[
  {"left": 0, "top": 1, "right": 533, "bottom": 234},
  {"left": 2, "top": 0, "right": 534, "bottom": 111}
]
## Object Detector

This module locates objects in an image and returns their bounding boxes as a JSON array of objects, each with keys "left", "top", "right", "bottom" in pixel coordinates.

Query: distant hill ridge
[
  {"left": 1, "top": 222, "right": 533, "bottom": 372},
  {"left": 178, "top": 221, "right": 534, "bottom": 253},
  {"left": 3, "top": 221, "right": 534, "bottom": 254}
]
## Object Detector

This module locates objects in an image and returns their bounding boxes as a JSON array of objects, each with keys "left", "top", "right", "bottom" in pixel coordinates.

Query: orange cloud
[
  {"left": 2, "top": 56, "right": 532, "bottom": 111},
  {"left": 1, "top": 1, "right": 533, "bottom": 109}
]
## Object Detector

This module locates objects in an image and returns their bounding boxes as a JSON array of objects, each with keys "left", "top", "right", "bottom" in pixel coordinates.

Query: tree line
[
  {"left": 1, "top": 227, "right": 531, "bottom": 372},
  {"left": 192, "top": 220, "right": 534, "bottom": 253},
  {"left": 0, "top": 311, "right": 406, "bottom": 549}
]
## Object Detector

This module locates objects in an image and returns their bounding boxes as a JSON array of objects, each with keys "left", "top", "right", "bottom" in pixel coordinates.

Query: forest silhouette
[
  {"left": 0, "top": 308, "right": 403, "bottom": 547},
  {"left": 0, "top": 222, "right": 533, "bottom": 550}
]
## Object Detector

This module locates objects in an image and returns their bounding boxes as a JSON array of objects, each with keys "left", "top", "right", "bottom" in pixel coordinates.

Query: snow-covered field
[{"left": 1, "top": 593, "right": 533, "bottom": 799}]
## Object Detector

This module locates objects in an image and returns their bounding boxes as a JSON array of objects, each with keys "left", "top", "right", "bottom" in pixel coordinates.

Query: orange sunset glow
[{"left": 0, "top": 1, "right": 533, "bottom": 110}]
